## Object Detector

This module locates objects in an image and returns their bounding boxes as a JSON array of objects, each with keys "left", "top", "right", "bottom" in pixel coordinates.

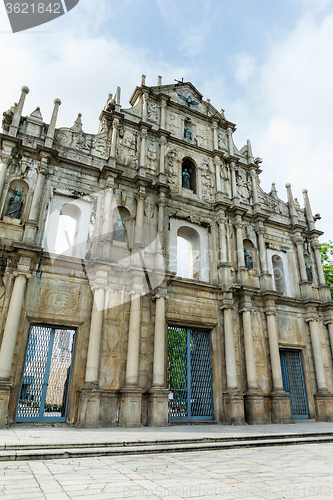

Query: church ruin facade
[{"left": 0, "top": 76, "right": 333, "bottom": 427}]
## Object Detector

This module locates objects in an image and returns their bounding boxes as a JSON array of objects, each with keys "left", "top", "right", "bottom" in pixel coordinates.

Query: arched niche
[
  {"left": 54, "top": 203, "right": 81, "bottom": 257},
  {"left": 43, "top": 195, "right": 92, "bottom": 259},
  {"left": 112, "top": 206, "right": 131, "bottom": 244},
  {"left": 181, "top": 157, "right": 196, "bottom": 193},
  {"left": 177, "top": 225, "right": 201, "bottom": 280},
  {"left": 272, "top": 254, "right": 287, "bottom": 295}
]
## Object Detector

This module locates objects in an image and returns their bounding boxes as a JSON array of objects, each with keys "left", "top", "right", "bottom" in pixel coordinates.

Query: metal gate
[
  {"left": 15, "top": 325, "right": 76, "bottom": 423},
  {"left": 280, "top": 349, "right": 309, "bottom": 419},
  {"left": 167, "top": 327, "right": 213, "bottom": 421}
]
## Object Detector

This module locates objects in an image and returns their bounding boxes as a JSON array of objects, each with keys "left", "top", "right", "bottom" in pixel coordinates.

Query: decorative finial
[
  {"left": 141, "top": 74, "right": 146, "bottom": 86},
  {"left": 157, "top": 75, "right": 162, "bottom": 85}
]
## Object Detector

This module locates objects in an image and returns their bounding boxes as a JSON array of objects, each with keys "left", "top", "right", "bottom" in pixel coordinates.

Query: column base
[
  {"left": 77, "top": 382, "right": 101, "bottom": 428},
  {"left": 300, "top": 281, "right": 312, "bottom": 298},
  {"left": 244, "top": 391, "right": 267, "bottom": 425},
  {"left": 314, "top": 391, "right": 333, "bottom": 421},
  {"left": 319, "top": 285, "right": 332, "bottom": 302},
  {"left": 270, "top": 390, "right": 292, "bottom": 423},
  {"left": 0, "top": 378, "right": 12, "bottom": 427},
  {"left": 120, "top": 387, "right": 143, "bottom": 427},
  {"left": 223, "top": 390, "right": 245, "bottom": 425},
  {"left": 147, "top": 387, "right": 169, "bottom": 426}
]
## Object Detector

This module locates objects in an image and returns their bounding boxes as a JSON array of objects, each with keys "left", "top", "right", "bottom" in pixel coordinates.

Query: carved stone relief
[
  {"left": 34, "top": 284, "right": 81, "bottom": 316},
  {"left": 147, "top": 102, "right": 158, "bottom": 123},
  {"left": 117, "top": 131, "right": 138, "bottom": 167},
  {"left": 165, "top": 148, "right": 179, "bottom": 189},
  {"left": 201, "top": 158, "right": 214, "bottom": 202}
]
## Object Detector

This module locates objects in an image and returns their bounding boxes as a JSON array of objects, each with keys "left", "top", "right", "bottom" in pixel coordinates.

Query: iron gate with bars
[
  {"left": 167, "top": 327, "right": 213, "bottom": 421},
  {"left": 280, "top": 349, "right": 309, "bottom": 419},
  {"left": 15, "top": 325, "right": 76, "bottom": 423}
]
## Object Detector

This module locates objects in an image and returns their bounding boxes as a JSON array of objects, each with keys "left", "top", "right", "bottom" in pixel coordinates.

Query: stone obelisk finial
[{"left": 9, "top": 86, "right": 30, "bottom": 137}]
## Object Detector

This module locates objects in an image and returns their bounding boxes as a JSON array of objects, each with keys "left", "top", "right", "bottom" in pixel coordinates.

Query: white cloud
[{"left": 235, "top": 53, "right": 256, "bottom": 85}]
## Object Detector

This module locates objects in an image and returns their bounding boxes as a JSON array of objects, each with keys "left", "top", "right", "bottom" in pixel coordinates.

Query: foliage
[{"left": 320, "top": 240, "right": 333, "bottom": 299}]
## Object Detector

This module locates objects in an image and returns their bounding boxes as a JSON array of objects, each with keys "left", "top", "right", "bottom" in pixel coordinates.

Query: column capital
[
  {"left": 239, "top": 307, "right": 253, "bottom": 314},
  {"left": 136, "top": 189, "right": 146, "bottom": 202},
  {"left": 141, "top": 128, "right": 148, "bottom": 139},
  {"left": 264, "top": 307, "right": 277, "bottom": 316},
  {"left": 0, "top": 153, "right": 12, "bottom": 166},
  {"left": 159, "top": 135, "right": 167, "bottom": 146},
  {"left": 212, "top": 120, "right": 218, "bottom": 130},
  {"left": 12, "top": 270, "right": 31, "bottom": 279},
  {"left": 304, "top": 315, "right": 319, "bottom": 323},
  {"left": 291, "top": 232, "right": 303, "bottom": 244},
  {"left": 310, "top": 239, "right": 321, "bottom": 250},
  {"left": 143, "top": 91, "right": 149, "bottom": 101},
  {"left": 160, "top": 99, "right": 167, "bottom": 108},
  {"left": 112, "top": 117, "right": 120, "bottom": 128}
]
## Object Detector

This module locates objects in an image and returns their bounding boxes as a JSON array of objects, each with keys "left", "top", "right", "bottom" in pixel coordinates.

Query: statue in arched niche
[
  {"left": 113, "top": 216, "right": 126, "bottom": 242},
  {"left": 244, "top": 248, "right": 253, "bottom": 270},
  {"left": 5, "top": 190, "right": 24, "bottom": 219},
  {"left": 305, "top": 263, "right": 313, "bottom": 283},
  {"left": 182, "top": 168, "right": 191, "bottom": 190}
]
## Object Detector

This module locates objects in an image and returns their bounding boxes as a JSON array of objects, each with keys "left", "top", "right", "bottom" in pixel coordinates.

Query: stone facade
[{"left": 0, "top": 76, "right": 333, "bottom": 427}]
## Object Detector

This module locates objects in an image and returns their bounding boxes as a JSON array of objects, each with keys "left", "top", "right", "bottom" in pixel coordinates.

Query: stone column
[
  {"left": 326, "top": 321, "right": 333, "bottom": 359},
  {"left": 240, "top": 300, "right": 266, "bottom": 424},
  {"left": 23, "top": 157, "right": 48, "bottom": 244},
  {"left": 100, "top": 182, "right": 114, "bottom": 259},
  {"left": 212, "top": 121, "right": 218, "bottom": 150},
  {"left": 294, "top": 235, "right": 308, "bottom": 282},
  {"left": 222, "top": 294, "right": 244, "bottom": 424},
  {"left": 0, "top": 154, "right": 12, "bottom": 203},
  {"left": 110, "top": 118, "right": 119, "bottom": 158},
  {"left": 139, "top": 129, "right": 147, "bottom": 169},
  {"left": 120, "top": 291, "right": 143, "bottom": 426},
  {"left": 306, "top": 315, "right": 333, "bottom": 421},
  {"left": 250, "top": 168, "right": 259, "bottom": 208},
  {"left": 134, "top": 189, "right": 146, "bottom": 246},
  {"left": 214, "top": 157, "right": 221, "bottom": 193},
  {"left": 230, "top": 162, "right": 238, "bottom": 200},
  {"left": 148, "top": 291, "right": 169, "bottom": 425},
  {"left": 158, "top": 136, "right": 166, "bottom": 177},
  {"left": 265, "top": 305, "right": 291, "bottom": 423},
  {"left": 142, "top": 92, "right": 149, "bottom": 122},
  {"left": 78, "top": 269, "right": 108, "bottom": 427},
  {"left": 235, "top": 219, "right": 245, "bottom": 268},
  {"left": 160, "top": 99, "right": 166, "bottom": 129},
  {"left": 227, "top": 127, "right": 234, "bottom": 155},
  {"left": 9, "top": 86, "right": 29, "bottom": 137},
  {"left": 256, "top": 224, "right": 272, "bottom": 290},
  {"left": 308, "top": 318, "right": 327, "bottom": 392},
  {"left": 217, "top": 213, "right": 231, "bottom": 285},
  {"left": 45, "top": 98, "right": 61, "bottom": 148},
  {"left": 0, "top": 268, "right": 30, "bottom": 379},
  {"left": 311, "top": 240, "right": 326, "bottom": 286}
]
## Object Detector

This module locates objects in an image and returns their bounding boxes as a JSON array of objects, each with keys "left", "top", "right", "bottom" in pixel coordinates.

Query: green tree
[{"left": 320, "top": 240, "right": 333, "bottom": 299}]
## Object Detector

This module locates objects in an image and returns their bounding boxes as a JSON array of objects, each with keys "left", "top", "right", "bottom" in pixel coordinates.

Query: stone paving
[{"left": 1, "top": 442, "right": 333, "bottom": 499}]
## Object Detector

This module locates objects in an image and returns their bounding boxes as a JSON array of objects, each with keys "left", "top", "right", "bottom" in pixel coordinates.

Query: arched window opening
[
  {"left": 54, "top": 204, "right": 81, "bottom": 257},
  {"left": 243, "top": 239, "right": 256, "bottom": 270},
  {"left": 272, "top": 254, "right": 286, "bottom": 295},
  {"left": 182, "top": 158, "right": 196, "bottom": 193},
  {"left": 177, "top": 226, "right": 201, "bottom": 280}
]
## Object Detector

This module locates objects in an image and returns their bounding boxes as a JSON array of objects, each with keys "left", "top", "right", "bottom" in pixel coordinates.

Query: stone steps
[{"left": 1, "top": 432, "right": 333, "bottom": 461}]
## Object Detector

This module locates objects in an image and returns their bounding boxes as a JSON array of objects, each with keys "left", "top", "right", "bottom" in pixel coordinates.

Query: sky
[{"left": 0, "top": 0, "right": 333, "bottom": 240}]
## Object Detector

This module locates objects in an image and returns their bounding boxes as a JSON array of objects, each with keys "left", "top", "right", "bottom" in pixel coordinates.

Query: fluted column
[
  {"left": 142, "top": 92, "right": 149, "bottom": 122},
  {"left": 312, "top": 240, "right": 326, "bottom": 286},
  {"left": 266, "top": 311, "right": 284, "bottom": 392},
  {"left": 0, "top": 268, "right": 30, "bottom": 378},
  {"left": 140, "top": 129, "right": 147, "bottom": 168},
  {"left": 257, "top": 226, "right": 268, "bottom": 274},
  {"left": 134, "top": 189, "right": 146, "bottom": 246},
  {"left": 85, "top": 279, "right": 107, "bottom": 383},
  {"left": 235, "top": 220, "right": 245, "bottom": 268},
  {"left": 125, "top": 293, "right": 142, "bottom": 386},
  {"left": 307, "top": 318, "right": 327, "bottom": 392},
  {"left": 241, "top": 309, "right": 258, "bottom": 390},
  {"left": 250, "top": 168, "right": 259, "bottom": 207},
  {"left": 23, "top": 158, "right": 48, "bottom": 243},
  {"left": 9, "top": 86, "right": 29, "bottom": 137},
  {"left": 212, "top": 121, "right": 218, "bottom": 150},
  {"left": 230, "top": 162, "right": 238, "bottom": 200},
  {"left": 110, "top": 118, "right": 119, "bottom": 158},
  {"left": 0, "top": 154, "right": 12, "bottom": 202},
  {"left": 224, "top": 307, "right": 238, "bottom": 390},
  {"left": 160, "top": 99, "right": 166, "bottom": 129},
  {"left": 152, "top": 293, "right": 167, "bottom": 387},
  {"left": 45, "top": 98, "right": 61, "bottom": 148},
  {"left": 214, "top": 157, "right": 221, "bottom": 193},
  {"left": 294, "top": 235, "right": 308, "bottom": 282},
  {"left": 159, "top": 136, "right": 166, "bottom": 174}
]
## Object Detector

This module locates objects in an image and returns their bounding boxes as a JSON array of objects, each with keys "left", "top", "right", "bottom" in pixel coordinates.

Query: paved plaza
[{"left": 1, "top": 440, "right": 333, "bottom": 499}]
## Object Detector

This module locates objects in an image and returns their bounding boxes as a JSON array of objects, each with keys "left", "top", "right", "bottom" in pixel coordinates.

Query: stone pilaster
[
  {"left": 134, "top": 188, "right": 146, "bottom": 247},
  {"left": 292, "top": 233, "right": 312, "bottom": 297},
  {"left": 250, "top": 168, "right": 259, "bottom": 209},
  {"left": 0, "top": 153, "right": 12, "bottom": 204},
  {"left": 255, "top": 223, "right": 272, "bottom": 290},
  {"left": 221, "top": 293, "right": 245, "bottom": 424},
  {"left": 23, "top": 156, "right": 49, "bottom": 244},
  {"left": 230, "top": 162, "right": 238, "bottom": 200},
  {"left": 216, "top": 212, "right": 232, "bottom": 287}
]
